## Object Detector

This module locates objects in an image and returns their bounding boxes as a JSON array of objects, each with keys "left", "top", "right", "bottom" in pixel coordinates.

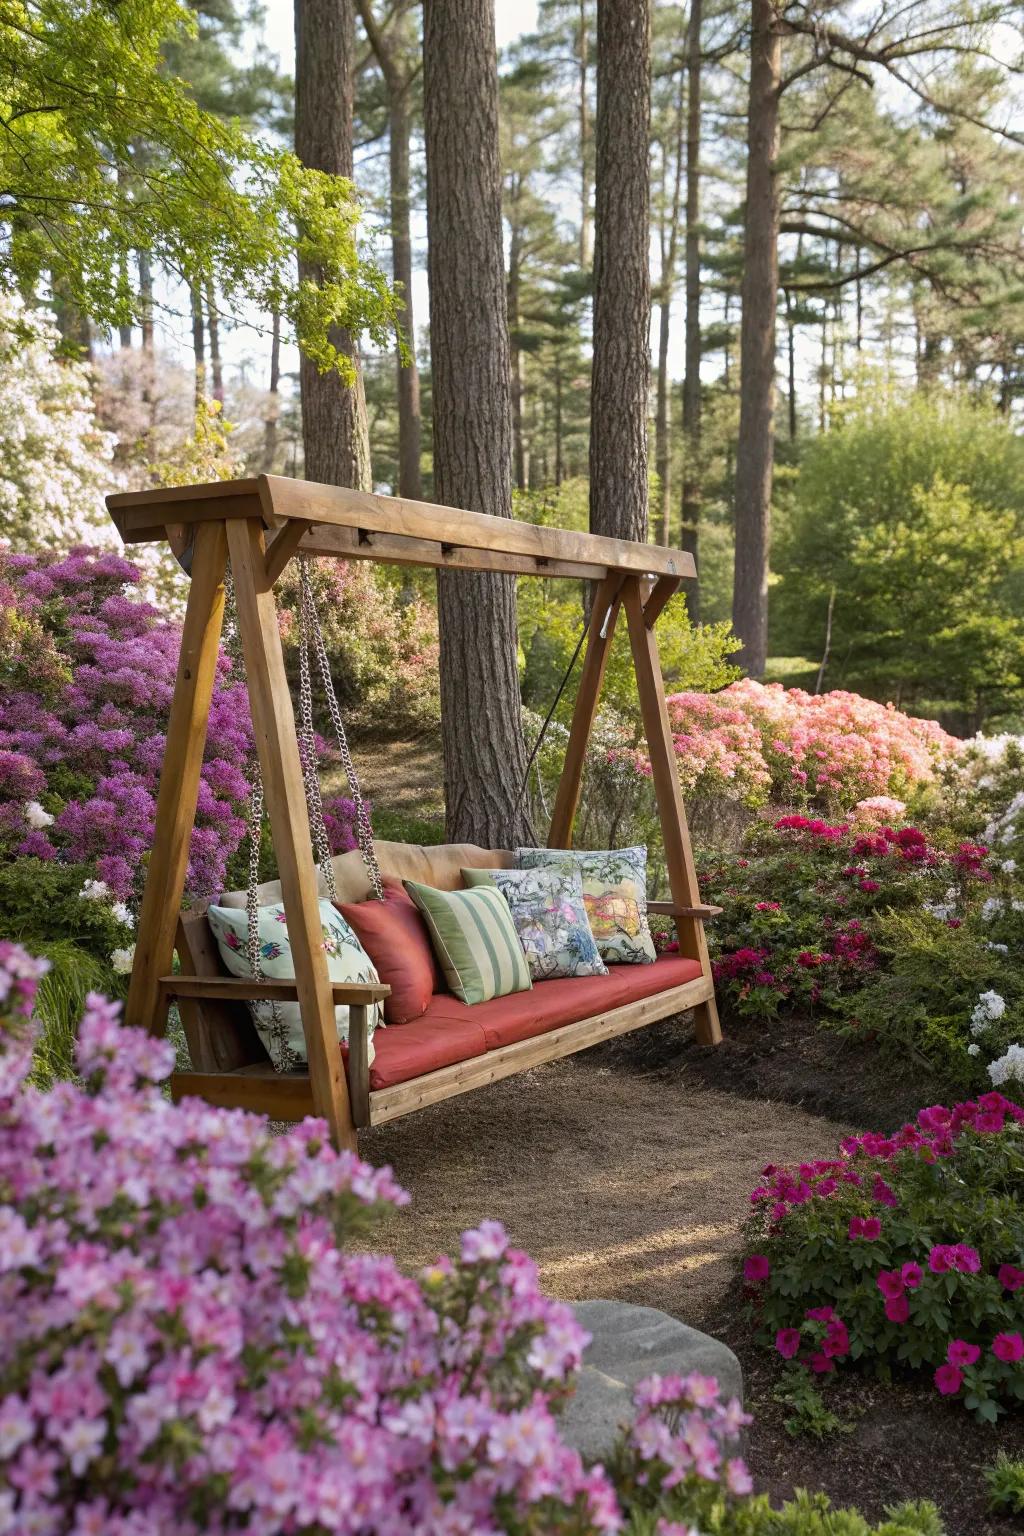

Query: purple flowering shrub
[
  {"left": 0, "top": 942, "right": 775, "bottom": 1536},
  {"left": 0, "top": 547, "right": 363, "bottom": 914},
  {"left": 742, "top": 1096, "right": 1024, "bottom": 1422}
]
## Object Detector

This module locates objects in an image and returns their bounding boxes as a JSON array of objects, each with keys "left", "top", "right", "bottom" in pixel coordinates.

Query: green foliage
[
  {"left": 0, "top": 0, "right": 398, "bottom": 367},
  {"left": 773, "top": 391, "right": 1024, "bottom": 725},
  {"left": 772, "top": 1366, "right": 854, "bottom": 1441},
  {"left": 984, "top": 1452, "right": 1024, "bottom": 1515},
  {"left": 30, "top": 939, "right": 114, "bottom": 1087},
  {"left": 0, "top": 859, "right": 133, "bottom": 970},
  {"left": 623, "top": 1488, "right": 944, "bottom": 1535}
]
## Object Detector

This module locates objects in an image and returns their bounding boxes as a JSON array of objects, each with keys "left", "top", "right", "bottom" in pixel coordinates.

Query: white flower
[
  {"left": 24, "top": 800, "right": 53, "bottom": 829},
  {"left": 1003, "top": 859, "right": 1017, "bottom": 874},
  {"left": 79, "top": 879, "right": 109, "bottom": 902},
  {"left": 970, "top": 989, "right": 1006, "bottom": 1036},
  {"left": 988, "top": 942, "right": 1009, "bottom": 955},
  {"left": 110, "top": 946, "right": 135, "bottom": 974},
  {"left": 988, "top": 1042, "right": 1024, "bottom": 1086},
  {"left": 923, "top": 900, "right": 956, "bottom": 921},
  {"left": 981, "top": 897, "right": 1003, "bottom": 923},
  {"left": 967, "top": 1043, "right": 981, "bottom": 1057},
  {"left": 110, "top": 901, "right": 135, "bottom": 929}
]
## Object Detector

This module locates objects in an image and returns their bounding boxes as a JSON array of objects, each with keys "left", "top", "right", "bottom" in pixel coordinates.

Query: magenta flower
[
  {"left": 901, "top": 1262, "right": 924, "bottom": 1290},
  {"left": 809, "top": 1353, "right": 835, "bottom": 1375},
  {"left": 775, "top": 1329, "right": 802, "bottom": 1360},
  {"left": 743, "top": 1255, "right": 771, "bottom": 1286},
  {"left": 947, "top": 1340, "right": 981, "bottom": 1368},
  {"left": 992, "top": 1333, "right": 1024, "bottom": 1363},
  {"left": 934, "top": 1364, "right": 963, "bottom": 1396},
  {"left": 997, "top": 1264, "right": 1024, "bottom": 1292},
  {"left": 929, "top": 1245, "right": 955, "bottom": 1273},
  {"left": 876, "top": 1270, "right": 904, "bottom": 1300},
  {"left": 952, "top": 1245, "right": 981, "bottom": 1274},
  {"left": 848, "top": 1216, "right": 882, "bottom": 1241},
  {"left": 884, "top": 1295, "right": 910, "bottom": 1324}
]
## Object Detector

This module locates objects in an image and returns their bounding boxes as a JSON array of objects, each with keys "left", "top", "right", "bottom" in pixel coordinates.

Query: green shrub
[{"left": 984, "top": 1452, "right": 1024, "bottom": 1515}]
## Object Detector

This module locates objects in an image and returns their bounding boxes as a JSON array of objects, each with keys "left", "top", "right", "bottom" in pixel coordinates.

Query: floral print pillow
[
  {"left": 514, "top": 846, "right": 657, "bottom": 965},
  {"left": 462, "top": 866, "right": 607, "bottom": 983},
  {"left": 206, "top": 899, "right": 381, "bottom": 1072}
]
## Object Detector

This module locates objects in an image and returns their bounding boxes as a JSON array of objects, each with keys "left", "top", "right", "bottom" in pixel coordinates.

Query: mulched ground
[{"left": 356, "top": 1012, "right": 1023, "bottom": 1534}]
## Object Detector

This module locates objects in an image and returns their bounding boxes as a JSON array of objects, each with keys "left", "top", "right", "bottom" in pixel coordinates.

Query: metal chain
[
  {"left": 297, "top": 577, "right": 337, "bottom": 899},
  {"left": 298, "top": 556, "right": 384, "bottom": 900}
]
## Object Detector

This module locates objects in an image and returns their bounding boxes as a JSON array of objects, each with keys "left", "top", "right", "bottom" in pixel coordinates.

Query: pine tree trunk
[
  {"left": 423, "top": 0, "right": 531, "bottom": 847},
  {"left": 732, "top": 0, "right": 780, "bottom": 678},
  {"left": 578, "top": 0, "right": 591, "bottom": 268},
  {"left": 680, "top": 0, "right": 703, "bottom": 620},
  {"left": 294, "top": 0, "right": 370, "bottom": 489},
  {"left": 654, "top": 75, "right": 684, "bottom": 546},
  {"left": 508, "top": 199, "right": 528, "bottom": 491},
  {"left": 138, "top": 250, "right": 154, "bottom": 351},
  {"left": 389, "top": 92, "right": 422, "bottom": 499},
  {"left": 262, "top": 309, "right": 282, "bottom": 472},
  {"left": 589, "top": 0, "right": 651, "bottom": 545},
  {"left": 190, "top": 284, "right": 206, "bottom": 406},
  {"left": 205, "top": 277, "right": 224, "bottom": 404}
]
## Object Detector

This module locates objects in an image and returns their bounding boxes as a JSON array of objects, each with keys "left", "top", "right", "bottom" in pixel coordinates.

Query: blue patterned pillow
[
  {"left": 514, "top": 846, "right": 657, "bottom": 965},
  {"left": 462, "top": 866, "right": 607, "bottom": 982}
]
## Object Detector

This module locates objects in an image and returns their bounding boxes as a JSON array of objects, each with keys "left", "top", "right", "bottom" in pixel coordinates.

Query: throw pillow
[
  {"left": 403, "top": 880, "right": 532, "bottom": 1005},
  {"left": 462, "top": 866, "right": 607, "bottom": 982},
  {"left": 206, "top": 899, "right": 381, "bottom": 1071},
  {"left": 337, "top": 878, "right": 443, "bottom": 1025},
  {"left": 514, "top": 845, "right": 657, "bottom": 965}
]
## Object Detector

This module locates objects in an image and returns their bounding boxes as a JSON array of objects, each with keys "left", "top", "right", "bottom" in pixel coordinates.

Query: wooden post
[
  {"left": 126, "top": 520, "right": 228, "bottom": 1035},
  {"left": 622, "top": 576, "right": 721, "bottom": 1046},
  {"left": 226, "top": 518, "right": 359, "bottom": 1151},
  {"left": 547, "top": 573, "right": 625, "bottom": 848}
]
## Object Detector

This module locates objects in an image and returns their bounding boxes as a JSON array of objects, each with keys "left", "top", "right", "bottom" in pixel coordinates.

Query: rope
[{"left": 515, "top": 605, "right": 593, "bottom": 817}]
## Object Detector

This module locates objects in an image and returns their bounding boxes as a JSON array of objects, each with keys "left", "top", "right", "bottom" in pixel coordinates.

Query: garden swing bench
[{"left": 107, "top": 475, "right": 722, "bottom": 1151}]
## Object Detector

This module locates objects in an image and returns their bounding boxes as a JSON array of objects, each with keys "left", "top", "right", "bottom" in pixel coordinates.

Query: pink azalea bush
[
  {"left": 0, "top": 547, "right": 361, "bottom": 912},
  {"left": 742, "top": 1095, "right": 1024, "bottom": 1422},
  {"left": 628, "top": 681, "right": 959, "bottom": 815}
]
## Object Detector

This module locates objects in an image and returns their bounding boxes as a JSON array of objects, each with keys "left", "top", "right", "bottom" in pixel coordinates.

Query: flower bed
[
  {"left": 0, "top": 941, "right": 949, "bottom": 1536},
  {"left": 742, "top": 1094, "right": 1024, "bottom": 1422}
]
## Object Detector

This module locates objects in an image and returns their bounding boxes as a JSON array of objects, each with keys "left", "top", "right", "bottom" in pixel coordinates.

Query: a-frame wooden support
[
  {"left": 547, "top": 571, "right": 721, "bottom": 1048},
  {"left": 125, "top": 516, "right": 360, "bottom": 1150}
]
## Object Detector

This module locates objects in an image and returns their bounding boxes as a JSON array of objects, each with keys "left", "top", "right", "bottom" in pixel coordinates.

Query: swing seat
[{"left": 167, "top": 840, "right": 718, "bottom": 1130}]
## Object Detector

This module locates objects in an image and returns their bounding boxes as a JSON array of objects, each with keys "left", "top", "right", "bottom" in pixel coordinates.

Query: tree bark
[
  {"left": 388, "top": 91, "right": 422, "bottom": 498},
  {"left": 507, "top": 189, "right": 529, "bottom": 491},
  {"left": 423, "top": 0, "right": 531, "bottom": 847},
  {"left": 138, "top": 250, "right": 154, "bottom": 352},
  {"left": 578, "top": 0, "right": 591, "bottom": 268},
  {"left": 680, "top": 0, "right": 703, "bottom": 620},
  {"left": 732, "top": 0, "right": 781, "bottom": 677},
  {"left": 262, "top": 309, "right": 282, "bottom": 472},
  {"left": 654, "top": 72, "right": 685, "bottom": 546},
  {"left": 294, "top": 0, "right": 370, "bottom": 489},
  {"left": 589, "top": 0, "right": 652, "bottom": 546},
  {"left": 190, "top": 283, "right": 206, "bottom": 406},
  {"left": 205, "top": 276, "right": 224, "bottom": 403}
]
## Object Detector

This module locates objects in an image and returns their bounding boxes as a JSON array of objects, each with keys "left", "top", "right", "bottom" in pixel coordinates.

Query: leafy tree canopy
[{"left": 0, "top": 0, "right": 397, "bottom": 374}]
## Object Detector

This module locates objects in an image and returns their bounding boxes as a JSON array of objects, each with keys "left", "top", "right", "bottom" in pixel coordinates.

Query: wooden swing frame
[{"left": 108, "top": 474, "right": 722, "bottom": 1151}]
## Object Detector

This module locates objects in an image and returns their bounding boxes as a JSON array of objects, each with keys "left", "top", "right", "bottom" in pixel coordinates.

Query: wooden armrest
[
  {"left": 159, "top": 976, "right": 391, "bottom": 1003},
  {"left": 647, "top": 901, "right": 723, "bottom": 919}
]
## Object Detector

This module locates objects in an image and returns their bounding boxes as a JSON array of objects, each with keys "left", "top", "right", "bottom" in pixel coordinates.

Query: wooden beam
[
  {"left": 300, "top": 522, "right": 606, "bottom": 581},
  {"left": 171, "top": 1063, "right": 314, "bottom": 1119},
  {"left": 159, "top": 977, "right": 391, "bottom": 1004},
  {"left": 369, "top": 974, "right": 714, "bottom": 1125},
  {"left": 109, "top": 486, "right": 264, "bottom": 545},
  {"left": 226, "top": 517, "right": 360, "bottom": 1152},
  {"left": 647, "top": 901, "right": 723, "bottom": 919},
  {"left": 264, "top": 518, "right": 312, "bottom": 585},
  {"left": 622, "top": 577, "right": 722, "bottom": 1047},
  {"left": 260, "top": 475, "right": 696, "bottom": 579},
  {"left": 347, "top": 1005, "right": 371, "bottom": 1128},
  {"left": 642, "top": 576, "right": 682, "bottom": 628},
  {"left": 547, "top": 574, "right": 625, "bottom": 848},
  {"left": 125, "top": 521, "right": 228, "bottom": 1036}
]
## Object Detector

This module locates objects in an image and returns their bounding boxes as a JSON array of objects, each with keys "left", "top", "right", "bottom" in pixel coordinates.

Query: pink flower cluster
[
  {"left": 0, "top": 549, "right": 361, "bottom": 902},
  {"left": 774, "top": 1306, "right": 850, "bottom": 1374},
  {"left": 0, "top": 944, "right": 754, "bottom": 1535},
  {"left": 647, "top": 680, "right": 959, "bottom": 812}
]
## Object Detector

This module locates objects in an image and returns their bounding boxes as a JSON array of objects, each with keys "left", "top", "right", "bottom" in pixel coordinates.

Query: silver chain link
[{"left": 298, "top": 556, "right": 384, "bottom": 901}]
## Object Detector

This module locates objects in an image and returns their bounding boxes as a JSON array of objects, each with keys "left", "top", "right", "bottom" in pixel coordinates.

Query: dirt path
[{"left": 360, "top": 1040, "right": 853, "bottom": 1324}]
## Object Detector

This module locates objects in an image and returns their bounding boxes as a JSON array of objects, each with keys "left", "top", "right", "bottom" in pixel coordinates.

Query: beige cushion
[{"left": 216, "top": 840, "right": 513, "bottom": 909}]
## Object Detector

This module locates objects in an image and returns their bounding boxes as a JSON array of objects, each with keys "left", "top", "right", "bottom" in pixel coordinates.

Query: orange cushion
[
  {"left": 367, "top": 954, "right": 703, "bottom": 1086},
  {"left": 337, "top": 879, "right": 443, "bottom": 1025}
]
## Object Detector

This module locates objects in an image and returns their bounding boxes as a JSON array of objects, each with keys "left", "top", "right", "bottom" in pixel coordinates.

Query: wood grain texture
[
  {"left": 175, "top": 907, "right": 267, "bottom": 1072},
  {"left": 226, "top": 517, "right": 359, "bottom": 1150},
  {"left": 590, "top": 0, "right": 652, "bottom": 544},
  {"left": 623, "top": 577, "right": 722, "bottom": 1046},
  {"left": 548, "top": 573, "right": 625, "bottom": 848},
  {"left": 159, "top": 977, "right": 390, "bottom": 1004},
  {"left": 422, "top": 0, "right": 531, "bottom": 846},
  {"left": 126, "top": 521, "right": 228, "bottom": 1036}
]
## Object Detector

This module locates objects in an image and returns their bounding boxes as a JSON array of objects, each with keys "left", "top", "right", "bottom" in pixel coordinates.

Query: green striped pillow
[{"left": 403, "top": 880, "right": 532, "bottom": 1005}]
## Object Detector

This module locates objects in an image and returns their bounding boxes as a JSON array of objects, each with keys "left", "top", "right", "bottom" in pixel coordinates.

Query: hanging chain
[
  {"left": 297, "top": 576, "right": 337, "bottom": 900},
  {"left": 226, "top": 571, "right": 295, "bottom": 1073},
  {"left": 298, "top": 556, "right": 384, "bottom": 900}
]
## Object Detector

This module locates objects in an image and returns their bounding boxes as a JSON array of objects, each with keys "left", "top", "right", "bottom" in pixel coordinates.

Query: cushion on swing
[
  {"left": 403, "top": 880, "right": 533, "bottom": 1005},
  {"left": 365, "top": 953, "right": 705, "bottom": 1088},
  {"left": 336, "top": 879, "right": 444, "bottom": 1025},
  {"left": 515, "top": 846, "right": 658, "bottom": 965},
  {"left": 461, "top": 866, "right": 607, "bottom": 982}
]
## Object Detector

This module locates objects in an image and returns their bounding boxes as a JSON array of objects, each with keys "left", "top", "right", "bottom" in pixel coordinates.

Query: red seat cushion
[
  {"left": 369, "top": 1014, "right": 488, "bottom": 1090},
  {"left": 368, "top": 954, "right": 704, "bottom": 1087},
  {"left": 337, "top": 879, "right": 444, "bottom": 1025}
]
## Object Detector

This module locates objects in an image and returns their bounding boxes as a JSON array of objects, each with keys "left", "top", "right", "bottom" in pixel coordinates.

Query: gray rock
[{"left": 560, "top": 1300, "right": 743, "bottom": 1463}]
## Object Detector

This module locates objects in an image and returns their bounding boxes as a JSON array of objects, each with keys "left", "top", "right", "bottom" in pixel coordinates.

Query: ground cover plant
[
  {"left": 0, "top": 940, "right": 953, "bottom": 1536},
  {"left": 742, "top": 1093, "right": 1024, "bottom": 1423}
]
